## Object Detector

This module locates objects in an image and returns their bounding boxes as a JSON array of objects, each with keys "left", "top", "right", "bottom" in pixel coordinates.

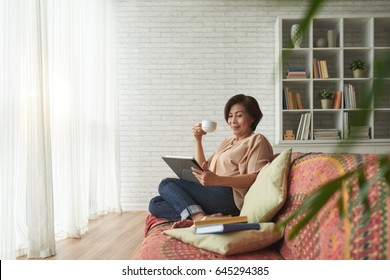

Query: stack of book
[
  {"left": 286, "top": 69, "right": 307, "bottom": 79},
  {"left": 194, "top": 215, "right": 260, "bottom": 234},
  {"left": 313, "top": 129, "right": 341, "bottom": 140},
  {"left": 349, "top": 126, "right": 371, "bottom": 140}
]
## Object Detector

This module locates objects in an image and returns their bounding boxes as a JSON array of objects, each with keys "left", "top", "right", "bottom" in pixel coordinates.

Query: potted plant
[
  {"left": 349, "top": 59, "right": 366, "bottom": 78},
  {"left": 319, "top": 88, "right": 334, "bottom": 109}
]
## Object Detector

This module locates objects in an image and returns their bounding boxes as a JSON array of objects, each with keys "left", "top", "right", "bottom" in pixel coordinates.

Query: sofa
[{"left": 135, "top": 151, "right": 390, "bottom": 260}]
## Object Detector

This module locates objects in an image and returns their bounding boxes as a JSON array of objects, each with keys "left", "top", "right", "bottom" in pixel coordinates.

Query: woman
[{"left": 149, "top": 94, "right": 273, "bottom": 226}]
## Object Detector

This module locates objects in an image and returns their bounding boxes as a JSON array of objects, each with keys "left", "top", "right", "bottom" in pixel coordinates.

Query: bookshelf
[{"left": 275, "top": 16, "right": 390, "bottom": 152}]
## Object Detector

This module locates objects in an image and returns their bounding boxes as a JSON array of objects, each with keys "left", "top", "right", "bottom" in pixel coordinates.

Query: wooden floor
[{"left": 18, "top": 211, "right": 149, "bottom": 260}]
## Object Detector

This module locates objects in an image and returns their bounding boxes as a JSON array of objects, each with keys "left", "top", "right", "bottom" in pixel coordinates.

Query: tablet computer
[{"left": 162, "top": 156, "right": 203, "bottom": 183}]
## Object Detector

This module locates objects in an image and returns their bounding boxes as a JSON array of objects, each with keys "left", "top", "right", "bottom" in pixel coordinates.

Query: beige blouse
[{"left": 207, "top": 133, "right": 274, "bottom": 210}]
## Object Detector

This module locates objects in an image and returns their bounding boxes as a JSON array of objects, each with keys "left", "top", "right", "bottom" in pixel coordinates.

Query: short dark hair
[{"left": 224, "top": 94, "right": 263, "bottom": 131}]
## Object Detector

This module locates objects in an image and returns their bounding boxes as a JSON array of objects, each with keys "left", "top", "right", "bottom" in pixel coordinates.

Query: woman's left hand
[{"left": 192, "top": 162, "right": 221, "bottom": 186}]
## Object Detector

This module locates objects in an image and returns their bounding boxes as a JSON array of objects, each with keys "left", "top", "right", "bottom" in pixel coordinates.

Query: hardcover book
[
  {"left": 193, "top": 215, "right": 248, "bottom": 227},
  {"left": 196, "top": 222, "right": 260, "bottom": 234},
  {"left": 332, "top": 90, "right": 342, "bottom": 109}
]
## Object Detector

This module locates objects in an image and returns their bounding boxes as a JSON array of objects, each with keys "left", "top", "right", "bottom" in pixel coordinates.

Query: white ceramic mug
[{"left": 201, "top": 120, "right": 217, "bottom": 133}]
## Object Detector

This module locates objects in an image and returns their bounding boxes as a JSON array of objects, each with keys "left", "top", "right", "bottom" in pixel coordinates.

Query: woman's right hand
[{"left": 192, "top": 123, "right": 206, "bottom": 141}]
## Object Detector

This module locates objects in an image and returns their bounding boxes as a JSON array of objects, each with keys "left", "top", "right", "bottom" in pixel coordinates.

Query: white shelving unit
[{"left": 275, "top": 16, "right": 390, "bottom": 153}]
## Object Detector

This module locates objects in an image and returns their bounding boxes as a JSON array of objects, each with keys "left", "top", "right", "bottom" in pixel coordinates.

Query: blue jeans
[{"left": 148, "top": 178, "right": 240, "bottom": 221}]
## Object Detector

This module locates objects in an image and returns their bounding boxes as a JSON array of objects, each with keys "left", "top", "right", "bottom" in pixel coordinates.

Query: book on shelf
[
  {"left": 301, "top": 113, "right": 311, "bottom": 140},
  {"left": 193, "top": 215, "right": 248, "bottom": 227},
  {"left": 196, "top": 222, "right": 260, "bottom": 234},
  {"left": 287, "top": 91, "right": 297, "bottom": 109},
  {"left": 318, "top": 60, "right": 325, "bottom": 78},
  {"left": 313, "top": 58, "right": 319, "bottom": 78},
  {"left": 313, "top": 58, "right": 329, "bottom": 79},
  {"left": 313, "top": 129, "right": 341, "bottom": 140},
  {"left": 286, "top": 69, "right": 307, "bottom": 79},
  {"left": 344, "top": 84, "right": 356, "bottom": 109},
  {"left": 349, "top": 134, "right": 370, "bottom": 140},
  {"left": 343, "top": 112, "right": 349, "bottom": 139},
  {"left": 320, "top": 60, "right": 329, "bottom": 78},
  {"left": 284, "top": 88, "right": 293, "bottom": 109},
  {"left": 287, "top": 69, "right": 306, "bottom": 73},
  {"left": 333, "top": 90, "right": 342, "bottom": 109},
  {"left": 296, "top": 113, "right": 311, "bottom": 140},
  {"left": 282, "top": 87, "right": 288, "bottom": 109},
  {"left": 313, "top": 136, "right": 341, "bottom": 140},
  {"left": 296, "top": 93, "right": 303, "bottom": 109},
  {"left": 349, "top": 126, "right": 371, "bottom": 139},
  {"left": 282, "top": 87, "right": 303, "bottom": 110},
  {"left": 296, "top": 114, "right": 305, "bottom": 140}
]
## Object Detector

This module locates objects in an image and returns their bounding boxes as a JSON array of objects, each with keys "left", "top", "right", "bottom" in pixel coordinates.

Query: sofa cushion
[
  {"left": 240, "top": 148, "right": 291, "bottom": 223},
  {"left": 164, "top": 222, "right": 283, "bottom": 256}
]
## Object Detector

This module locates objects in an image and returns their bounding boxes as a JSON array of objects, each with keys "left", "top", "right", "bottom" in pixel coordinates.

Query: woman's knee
[
  {"left": 158, "top": 178, "right": 178, "bottom": 194},
  {"left": 148, "top": 196, "right": 161, "bottom": 213}
]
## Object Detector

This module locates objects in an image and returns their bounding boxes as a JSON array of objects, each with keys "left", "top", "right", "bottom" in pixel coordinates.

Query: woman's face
[{"left": 228, "top": 103, "right": 253, "bottom": 139}]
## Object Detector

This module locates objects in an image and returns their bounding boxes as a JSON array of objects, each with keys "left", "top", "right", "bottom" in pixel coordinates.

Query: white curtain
[{"left": 0, "top": 0, "right": 121, "bottom": 259}]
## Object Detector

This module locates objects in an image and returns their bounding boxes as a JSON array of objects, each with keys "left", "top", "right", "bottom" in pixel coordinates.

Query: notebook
[{"left": 162, "top": 156, "right": 203, "bottom": 183}]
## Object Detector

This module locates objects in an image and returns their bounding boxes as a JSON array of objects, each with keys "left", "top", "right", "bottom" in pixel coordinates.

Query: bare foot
[
  {"left": 198, "top": 213, "right": 231, "bottom": 221},
  {"left": 172, "top": 219, "right": 194, "bottom": 228},
  {"left": 191, "top": 212, "right": 225, "bottom": 222},
  {"left": 204, "top": 213, "right": 227, "bottom": 219}
]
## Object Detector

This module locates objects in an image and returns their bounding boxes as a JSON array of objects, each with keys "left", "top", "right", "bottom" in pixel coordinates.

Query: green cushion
[
  {"left": 164, "top": 222, "right": 283, "bottom": 256},
  {"left": 240, "top": 148, "right": 292, "bottom": 223}
]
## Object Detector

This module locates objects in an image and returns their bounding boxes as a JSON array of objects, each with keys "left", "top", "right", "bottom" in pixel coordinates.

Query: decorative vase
[
  {"left": 327, "top": 30, "right": 336, "bottom": 47},
  {"left": 321, "top": 99, "right": 333, "bottom": 109},
  {"left": 290, "top": 24, "right": 303, "bottom": 48},
  {"left": 315, "top": 38, "right": 327, "bottom": 48},
  {"left": 353, "top": 69, "right": 363, "bottom": 78}
]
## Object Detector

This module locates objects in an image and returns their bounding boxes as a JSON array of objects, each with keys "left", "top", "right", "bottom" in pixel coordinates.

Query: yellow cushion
[
  {"left": 240, "top": 148, "right": 292, "bottom": 223},
  {"left": 164, "top": 222, "right": 283, "bottom": 256}
]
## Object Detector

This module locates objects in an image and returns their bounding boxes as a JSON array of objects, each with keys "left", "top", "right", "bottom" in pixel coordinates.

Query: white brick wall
[{"left": 115, "top": 0, "right": 390, "bottom": 210}]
